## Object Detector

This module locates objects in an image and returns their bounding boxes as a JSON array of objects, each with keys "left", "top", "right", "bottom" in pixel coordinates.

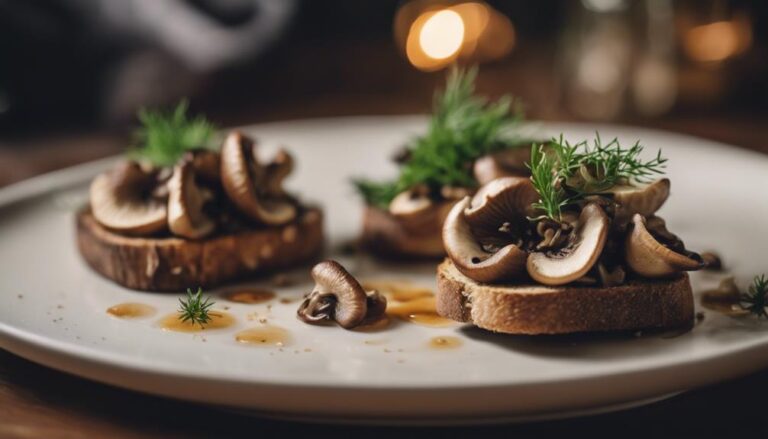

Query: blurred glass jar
[{"left": 559, "top": 0, "right": 677, "bottom": 120}]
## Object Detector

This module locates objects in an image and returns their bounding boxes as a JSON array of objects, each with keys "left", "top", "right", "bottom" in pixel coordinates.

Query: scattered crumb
[
  {"left": 258, "top": 318, "right": 268, "bottom": 324},
  {"left": 17, "top": 294, "right": 23, "bottom": 299},
  {"left": 397, "top": 348, "right": 404, "bottom": 353},
  {"left": 57, "top": 304, "right": 64, "bottom": 309},
  {"left": 223, "top": 305, "right": 230, "bottom": 310},
  {"left": 278, "top": 348, "right": 284, "bottom": 352},
  {"left": 266, "top": 304, "right": 273, "bottom": 311},
  {"left": 294, "top": 350, "right": 300, "bottom": 354},
  {"left": 696, "top": 311, "right": 706, "bottom": 322},
  {"left": 276, "top": 342, "right": 284, "bottom": 347},
  {"left": 76, "top": 336, "right": 81, "bottom": 340},
  {"left": 397, "top": 359, "right": 405, "bottom": 364},
  {"left": 634, "top": 331, "right": 643, "bottom": 338},
  {"left": 383, "top": 348, "right": 392, "bottom": 353},
  {"left": 303, "top": 348, "right": 311, "bottom": 352}
]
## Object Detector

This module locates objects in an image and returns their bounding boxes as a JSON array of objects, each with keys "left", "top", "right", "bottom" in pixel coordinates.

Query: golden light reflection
[
  {"left": 419, "top": 10, "right": 465, "bottom": 60},
  {"left": 398, "top": 1, "right": 515, "bottom": 71},
  {"left": 683, "top": 15, "right": 752, "bottom": 63}
]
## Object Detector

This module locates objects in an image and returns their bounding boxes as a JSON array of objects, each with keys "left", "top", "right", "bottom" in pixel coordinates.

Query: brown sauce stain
[
  {"left": 700, "top": 297, "right": 749, "bottom": 317},
  {"left": 362, "top": 280, "right": 433, "bottom": 302},
  {"left": 235, "top": 325, "right": 291, "bottom": 347},
  {"left": 107, "top": 303, "right": 156, "bottom": 319},
  {"left": 362, "top": 279, "right": 455, "bottom": 328},
  {"left": 159, "top": 311, "right": 235, "bottom": 332},
  {"left": 223, "top": 288, "right": 276, "bottom": 304},
  {"left": 428, "top": 336, "right": 463, "bottom": 349},
  {"left": 386, "top": 297, "right": 455, "bottom": 327},
  {"left": 279, "top": 296, "right": 302, "bottom": 305}
]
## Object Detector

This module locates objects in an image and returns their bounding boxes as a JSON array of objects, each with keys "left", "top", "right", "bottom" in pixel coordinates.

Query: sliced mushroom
[
  {"left": 624, "top": 214, "right": 702, "bottom": 277},
  {"left": 388, "top": 186, "right": 452, "bottom": 235},
  {"left": 443, "top": 196, "right": 528, "bottom": 283},
  {"left": 187, "top": 149, "right": 221, "bottom": 183},
  {"left": 610, "top": 178, "right": 670, "bottom": 225},
  {"left": 473, "top": 146, "right": 532, "bottom": 185},
  {"left": 464, "top": 176, "right": 539, "bottom": 232},
  {"left": 90, "top": 162, "right": 167, "bottom": 235},
  {"left": 263, "top": 149, "right": 294, "bottom": 196},
  {"left": 220, "top": 131, "right": 297, "bottom": 225},
  {"left": 526, "top": 203, "right": 609, "bottom": 286},
  {"left": 297, "top": 260, "right": 387, "bottom": 329},
  {"left": 167, "top": 161, "right": 215, "bottom": 239}
]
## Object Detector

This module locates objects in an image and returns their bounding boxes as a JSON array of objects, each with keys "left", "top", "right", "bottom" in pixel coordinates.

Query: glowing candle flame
[{"left": 419, "top": 10, "right": 465, "bottom": 60}]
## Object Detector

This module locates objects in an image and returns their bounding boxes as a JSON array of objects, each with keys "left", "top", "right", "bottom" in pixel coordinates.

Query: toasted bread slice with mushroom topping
[
  {"left": 76, "top": 207, "right": 323, "bottom": 292},
  {"left": 436, "top": 258, "right": 694, "bottom": 334}
]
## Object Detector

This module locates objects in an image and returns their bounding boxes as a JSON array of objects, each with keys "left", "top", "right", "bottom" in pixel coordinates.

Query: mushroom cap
[
  {"left": 90, "top": 162, "right": 167, "bottom": 235},
  {"left": 388, "top": 188, "right": 453, "bottom": 235},
  {"left": 610, "top": 178, "right": 670, "bottom": 225},
  {"left": 167, "top": 161, "right": 215, "bottom": 239},
  {"left": 263, "top": 148, "right": 294, "bottom": 196},
  {"left": 443, "top": 196, "right": 528, "bottom": 283},
  {"left": 188, "top": 149, "right": 221, "bottom": 183},
  {"left": 220, "top": 131, "right": 297, "bottom": 225},
  {"left": 473, "top": 147, "right": 532, "bottom": 185},
  {"left": 311, "top": 260, "right": 369, "bottom": 329},
  {"left": 624, "top": 214, "right": 702, "bottom": 277},
  {"left": 464, "top": 176, "right": 539, "bottom": 233},
  {"left": 526, "top": 203, "right": 609, "bottom": 286}
]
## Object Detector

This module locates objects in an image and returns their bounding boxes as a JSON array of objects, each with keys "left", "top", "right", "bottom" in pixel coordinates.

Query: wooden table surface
[{"left": 1, "top": 116, "right": 768, "bottom": 438}]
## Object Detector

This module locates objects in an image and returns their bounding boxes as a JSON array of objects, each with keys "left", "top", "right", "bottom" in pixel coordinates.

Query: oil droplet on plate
[
  {"left": 386, "top": 297, "right": 455, "bottom": 327},
  {"left": 223, "top": 288, "right": 276, "bottom": 304},
  {"left": 107, "top": 303, "right": 156, "bottom": 319},
  {"left": 362, "top": 280, "right": 433, "bottom": 302},
  {"left": 235, "top": 325, "right": 291, "bottom": 347},
  {"left": 159, "top": 311, "right": 235, "bottom": 332},
  {"left": 429, "top": 336, "right": 462, "bottom": 349}
]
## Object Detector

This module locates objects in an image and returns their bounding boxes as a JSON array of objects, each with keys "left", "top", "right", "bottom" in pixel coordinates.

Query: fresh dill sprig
[
  {"left": 129, "top": 100, "right": 217, "bottom": 167},
  {"left": 527, "top": 134, "right": 667, "bottom": 221},
  {"left": 354, "top": 66, "right": 527, "bottom": 207},
  {"left": 741, "top": 274, "right": 768, "bottom": 318},
  {"left": 528, "top": 143, "right": 569, "bottom": 222},
  {"left": 178, "top": 287, "right": 215, "bottom": 327}
]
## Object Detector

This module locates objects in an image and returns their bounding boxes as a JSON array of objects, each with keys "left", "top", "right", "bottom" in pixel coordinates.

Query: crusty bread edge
[
  {"left": 436, "top": 259, "right": 694, "bottom": 334},
  {"left": 76, "top": 208, "right": 324, "bottom": 292}
]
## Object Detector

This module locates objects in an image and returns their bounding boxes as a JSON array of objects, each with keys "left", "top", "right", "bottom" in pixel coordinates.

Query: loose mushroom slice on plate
[
  {"left": 167, "top": 161, "right": 215, "bottom": 239},
  {"left": 526, "top": 203, "right": 609, "bottom": 286},
  {"left": 220, "top": 131, "right": 297, "bottom": 225},
  {"left": 609, "top": 178, "right": 670, "bottom": 225},
  {"left": 90, "top": 162, "right": 167, "bottom": 235},
  {"left": 297, "top": 260, "right": 386, "bottom": 329},
  {"left": 624, "top": 214, "right": 703, "bottom": 277},
  {"left": 443, "top": 196, "right": 528, "bottom": 283}
]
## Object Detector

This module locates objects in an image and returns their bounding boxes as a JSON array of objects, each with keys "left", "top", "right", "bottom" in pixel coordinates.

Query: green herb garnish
[
  {"left": 178, "top": 287, "right": 215, "bottom": 327},
  {"left": 354, "top": 66, "right": 527, "bottom": 208},
  {"left": 129, "top": 100, "right": 216, "bottom": 167},
  {"left": 527, "top": 134, "right": 667, "bottom": 222},
  {"left": 741, "top": 274, "right": 768, "bottom": 318}
]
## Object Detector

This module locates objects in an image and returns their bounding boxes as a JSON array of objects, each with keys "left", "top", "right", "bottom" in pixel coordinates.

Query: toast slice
[
  {"left": 436, "top": 259, "right": 694, "bottom": 334},
  {"left": 76, "top": 208, "right": 323, "bottom": 292}
]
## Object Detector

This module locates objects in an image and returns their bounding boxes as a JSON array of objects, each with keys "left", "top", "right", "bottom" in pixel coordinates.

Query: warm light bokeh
[
  {"left": 683, "top": 16, "right": 752, "bottom": 63},
  {"left": 398, "top": 1, "right": 515, "bottom": 71},
  {"left": 419, "top": 10, "right": 465, "bottom": 60}
]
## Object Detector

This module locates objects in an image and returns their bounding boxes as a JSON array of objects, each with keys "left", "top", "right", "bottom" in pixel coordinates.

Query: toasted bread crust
[
  {"left": 436, "top": 259, "right": 694, "bottom": 334},
  {"left": 76, "top": 208, "right": 323, "bottom": 292}
]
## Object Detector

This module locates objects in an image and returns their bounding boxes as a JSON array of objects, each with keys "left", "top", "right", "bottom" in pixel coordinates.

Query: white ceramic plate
[{"left": 1, "top": 116, "right": 768, "bottom": 424}]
